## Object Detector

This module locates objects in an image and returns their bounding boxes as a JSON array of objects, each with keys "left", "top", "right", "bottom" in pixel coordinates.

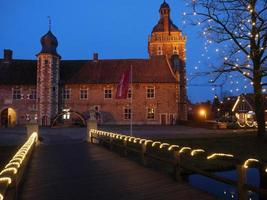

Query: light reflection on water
[{"left": 188, "top": 168, "right": 259, "bottom": 200}]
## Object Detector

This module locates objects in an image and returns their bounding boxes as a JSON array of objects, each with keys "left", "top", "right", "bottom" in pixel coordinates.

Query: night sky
[{"left": 0, "top": 0, "right": 253, "bottom": 102}]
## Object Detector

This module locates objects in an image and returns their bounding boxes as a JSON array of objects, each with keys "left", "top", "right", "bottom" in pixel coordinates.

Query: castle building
[{"left": 0, "top": 1, "right": 187, "bottom": 127}]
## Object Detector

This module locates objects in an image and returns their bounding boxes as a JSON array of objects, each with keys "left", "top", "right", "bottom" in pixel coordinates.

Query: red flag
[{"left": 116, "top": 69, "right": 130, "bottom": 99}]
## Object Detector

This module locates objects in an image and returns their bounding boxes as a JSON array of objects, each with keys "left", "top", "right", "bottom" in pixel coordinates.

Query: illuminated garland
[
  {"left": 243, "top": 158, "right": 259, "bottom": 169},
  {"left": 0, "top": 132, "right": 37, "bottom": 199},
  {"left": 90, "top": 129, "right": 267, "bottom": 173},
  {"left": 207, "top": 153, "right": 234, "bottom": 160},
  {"left": 191, "top": 149, "right": 205, "bottom": 156}
]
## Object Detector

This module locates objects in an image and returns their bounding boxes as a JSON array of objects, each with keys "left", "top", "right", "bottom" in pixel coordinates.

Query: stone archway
[
  {"left": 0, "top": 107, "right": 17, "bottom": 127},
  {"left": 51, "top": 110, "right": 86, "bottom": 127}
]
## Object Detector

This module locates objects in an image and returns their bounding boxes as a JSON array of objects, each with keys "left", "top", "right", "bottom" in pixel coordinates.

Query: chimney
[
  {"left": 93, "top": 53, "right": 98, "bottom": 62},
  {"left": 4, "top": 49, "right": 13, "bottom": 62}
]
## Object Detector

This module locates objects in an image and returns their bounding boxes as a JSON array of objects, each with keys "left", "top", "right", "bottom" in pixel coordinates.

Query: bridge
[{"left": 0, "top": 122, "right": 266, "bottom": 200}]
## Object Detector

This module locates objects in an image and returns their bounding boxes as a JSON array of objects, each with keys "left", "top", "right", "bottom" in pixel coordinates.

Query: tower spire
[{"left": 47, "top": 16, "right": 51, "bottom": 31}]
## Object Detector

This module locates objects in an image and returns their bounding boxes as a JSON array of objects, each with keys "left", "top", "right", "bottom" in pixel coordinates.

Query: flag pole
[{"left": 130, "top": 64, "right": 133, "bottom": 136}]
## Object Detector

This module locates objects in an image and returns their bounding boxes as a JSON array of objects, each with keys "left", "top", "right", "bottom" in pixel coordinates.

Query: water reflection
[{"left": 188, "top": 168, "right": 259, "bottom": 199}]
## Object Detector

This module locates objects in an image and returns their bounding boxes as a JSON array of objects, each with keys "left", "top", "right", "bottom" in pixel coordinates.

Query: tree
[{"left": 186, "top": 0, "right": 267, "bottom": 137}]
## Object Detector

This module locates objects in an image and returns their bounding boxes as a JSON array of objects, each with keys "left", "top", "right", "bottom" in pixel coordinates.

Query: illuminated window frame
[
  {"left": 80, "top": 88, "right": 88, "bottom": 100},
  {"left": 147, "top": 107, "right": 155, "bottom": 120},
  {"left": 123, "top": 107, "right": 132, "bottom": 120},
  {"left": 12, "top": 87, "right": 21, "bottom": 100},
  {"left": 63, "top": 88, "right": 71, "bottom": 100},
  {"left": 104, "top": 88, "right": 113, "bottom": 99},
  {"left": 146, "top": 86, "right": 155, "bottom": 99},
  {"left": 29, "top": 89, "right": 37, "bottom": 100}
]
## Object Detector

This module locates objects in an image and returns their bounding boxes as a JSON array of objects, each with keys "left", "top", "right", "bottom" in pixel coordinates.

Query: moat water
[{"left": 189, "top": 168, "right": 260, "bottom": 199}]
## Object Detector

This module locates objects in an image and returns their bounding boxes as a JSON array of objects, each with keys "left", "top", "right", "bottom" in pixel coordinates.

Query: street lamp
[{"left": 199, "top": 109, "right": 207, "bottom": 120}]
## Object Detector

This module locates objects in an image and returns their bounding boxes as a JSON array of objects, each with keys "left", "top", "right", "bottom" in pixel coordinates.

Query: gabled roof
[
  {"left": 0, "top": 56, "right": 177, "bottom": 85},
  {"left": 0, "top": 60, "right": 37, "bottom": 85},
  {"left": 66, "top": 56, "right": 177, "bottom": 84}
]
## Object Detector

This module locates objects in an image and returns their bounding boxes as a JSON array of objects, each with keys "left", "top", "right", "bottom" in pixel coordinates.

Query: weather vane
[{"left": 47, "top": 16, "right": 51, "bottom": 31}]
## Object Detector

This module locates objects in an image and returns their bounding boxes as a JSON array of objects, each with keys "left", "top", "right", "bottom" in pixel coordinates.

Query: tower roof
[
  {"left": 152, "top": 18, "right": 180, "bottom": 33},
  {"left": 160, "top": 1, "right": 170, "bottom": 9},
  {"left": 37, "top": 30, "right": 60, "bottom": 57},
  {"left": 152, "top": 1, "right": 181, "bottom": 33}
]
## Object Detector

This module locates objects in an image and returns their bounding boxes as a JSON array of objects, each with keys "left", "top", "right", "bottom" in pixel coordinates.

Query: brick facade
[
  {"left": 0, "top": 1, "right": 187, "bottom": 127},
  {"left": 60, "top": 83, "right": 179, "bottom": 125}
]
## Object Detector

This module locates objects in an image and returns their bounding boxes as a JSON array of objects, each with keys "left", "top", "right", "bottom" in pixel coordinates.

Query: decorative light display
[
  {"left": 159, "top": 143, "right": 170, "bottom": 149},
  {"left": 207, "top": 153, "right": 234, "bottom": 160},
  {"left": 90, "top": 129, "right": 267, "bottom": 174},
  {"left": 243, "top": 158, "right": 259, "bottom": 169},
  {"left": 191, "top": 149, "right": 205, "bottom": 156},
  {"left": 0, "top": 132, "right": 38, "bottom": 199},
  {"left": 181, "top": 0, "right": 267, "bottom": 100}
]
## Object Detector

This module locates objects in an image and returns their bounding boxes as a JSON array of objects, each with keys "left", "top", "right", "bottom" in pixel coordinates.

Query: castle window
[
  {"left": 146, "top": 86, "right": 155, "bottom": 99},
  {"left": 63, "top": 88, "right": 71, "bottom": 99},
  {"left": 29, "top": 89, "right": 37, "bottom": 100},
  {"left": 157, "top": 46, "right": 163, "bottom": 55},
  {"left": 147, "top": 108, "right": 155, "bottom": 120},
  {"left": 44, "top": 60, "right": 49, "bottom": 65},
  {"left": 127, "top": 88, "right": 132, "bottom": 99},
  {"left": 80, "top": 89, "right": 88, "bottom": 100},
  {"left": 104, "top": 89, "right": 112, "bottom": 99},
  {"left": 173, "top": 46, "right": 178, "bottom": 54},
  {"left": 124, "top": 108, "right": 132, "bottom": 120},
  {"left": 12, "top": 88, "right": 21, "bottom": 100}
]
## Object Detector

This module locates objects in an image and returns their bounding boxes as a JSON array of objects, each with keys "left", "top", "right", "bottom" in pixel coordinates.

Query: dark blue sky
[{"left": 0, "top": 0, "right": 251, "bottom": 102}]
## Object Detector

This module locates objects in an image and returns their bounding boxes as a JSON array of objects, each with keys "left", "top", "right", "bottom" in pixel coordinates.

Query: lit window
[
  {"left": 124, "top": 108, "right": 132, "bottom": 120},
  {"left": 146, "top": 86, "right": 155, "bottom": 99},
  {"left": 104, "top": 89, "right": 112, "bottom": 99},
  {"left": 80, "top": 89, "right": 88, "bottom": 99},
  {"left": 63, "top": 88, "right": 71, "bottom": 99},
  {"left": 62, "top": 109, "right": 70, "bottom": 120},
  {"left": 147, "top": 108, "right": 155, "bottom": 119},
  {"left": 13, "top": 88, "right": 21, "bottom": 100},
  {"left": 29, "top": 89, "right": 37, "bottom": 99}
]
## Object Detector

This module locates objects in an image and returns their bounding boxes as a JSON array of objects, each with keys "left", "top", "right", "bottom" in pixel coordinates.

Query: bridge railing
[
  {"left": 0, "top": 126, "right": 38, "bottom": 200},
  {"left": 89, "top": 129, "right": 267, "bottom": 200}
]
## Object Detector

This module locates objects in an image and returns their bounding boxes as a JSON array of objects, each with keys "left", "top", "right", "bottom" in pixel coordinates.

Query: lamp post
[{"left": 199, "top": 109, "right": 207, "bottom": 121}]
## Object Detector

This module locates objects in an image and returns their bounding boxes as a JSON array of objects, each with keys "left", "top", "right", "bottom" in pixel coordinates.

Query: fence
[
  {"left": 0, "top": 125, "right": 38, "bottom": 200},
  {"left": 89, "top": 129, "right": 267, "bottom": 200}
]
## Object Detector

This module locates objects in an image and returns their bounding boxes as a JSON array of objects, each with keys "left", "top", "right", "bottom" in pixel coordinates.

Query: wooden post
[
  {"left": 236, "top": 164, "right": 247, "bottom": 200},
  {"left": 173, "top": 150, "right": 182, "bottom": 181},
  {"left": 26, "top": 123, "right": 38, "bottom": 138},
  {"left": 109, "top": 137, "right": 113, "bottom": 150},
  {"left": 123, "top": 140, "right": 127, "bottom": 156},
  {"left": 87, "top": 120, "right": 97, "bottom": 143},
  {"left": 141, "top": 143, "right": 147, "bottom": 166}
]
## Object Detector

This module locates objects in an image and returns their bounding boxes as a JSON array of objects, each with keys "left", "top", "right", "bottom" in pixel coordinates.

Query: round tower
[{"left": 36, "top": 30, "right": 61, "bottom": 126}]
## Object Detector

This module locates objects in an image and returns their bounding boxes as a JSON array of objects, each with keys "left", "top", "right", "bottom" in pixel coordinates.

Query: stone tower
[
  {"left": 36, "top": 30, "right": 61, "bottom": 126},
  {"left": 148, "top": 1, "right": 188, "bottom": 120}
]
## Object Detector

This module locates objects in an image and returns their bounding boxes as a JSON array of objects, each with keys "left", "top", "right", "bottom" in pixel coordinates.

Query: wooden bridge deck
[{"left": 18, "top": 142, "right": 214, "bottom": 200}]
